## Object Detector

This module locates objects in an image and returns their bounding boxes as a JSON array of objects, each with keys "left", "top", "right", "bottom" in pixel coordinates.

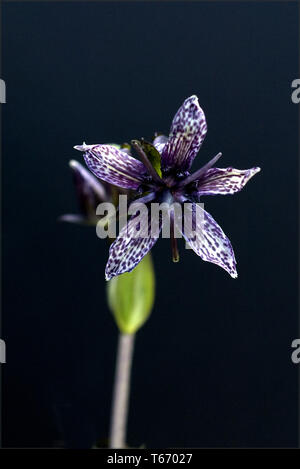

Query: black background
[{"left": 2, "top": 1, "right": 299, "bottom": 448}]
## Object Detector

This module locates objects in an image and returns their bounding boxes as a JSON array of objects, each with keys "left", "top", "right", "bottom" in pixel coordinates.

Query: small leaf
[
  {"left": 140, "top": 140, "right": 162, "bottom": 177},
  {"left": 107, "top": 253, "right": 155, "bottom": 334}
]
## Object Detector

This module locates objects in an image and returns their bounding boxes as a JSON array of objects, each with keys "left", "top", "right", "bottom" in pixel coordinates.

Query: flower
[
  {"left": 59, "top": 159, "right": 109, "bottom": 225},
  {"left": 60, "top": 156, "right": 156, "bottom": 334},
  {"left": 74, "top": 95, "right": 260, "bottom": 280},
  {"left": 59, "top": 148, "right": 130, "bottom": 225}
]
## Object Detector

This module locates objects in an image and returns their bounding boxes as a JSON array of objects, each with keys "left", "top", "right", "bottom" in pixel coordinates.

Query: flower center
[{"left": 162, "top": 168, "right": 190, "bottom": 189}]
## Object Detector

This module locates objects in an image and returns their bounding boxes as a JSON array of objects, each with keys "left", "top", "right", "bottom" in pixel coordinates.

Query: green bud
[{"left": 107, "top": 254, "right": 155, "bottom": 334}]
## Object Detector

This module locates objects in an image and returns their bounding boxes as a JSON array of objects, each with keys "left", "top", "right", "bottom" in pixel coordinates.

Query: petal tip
[
  {"left": 74, "top": 142, "right": 95, "bottom": 152},
  {"left": 69, "top": 159, "right": 79, "bottom": 169},
  {"left": 73, "top": 144, "right": 84, "bottom": 152},
  {"left": 248, "top": 166, "right": 261, "bottom": 181},
  {"left": 105, "top": 267, "right": 114, "bottom": 281},
  {"left": 187, "top": 94, "right": 198, "bottom": 102},
  {"left": 184, "top": 94, "right": 200, "bottom": 108}
]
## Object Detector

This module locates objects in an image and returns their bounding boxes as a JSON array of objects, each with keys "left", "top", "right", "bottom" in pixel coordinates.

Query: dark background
[{"left": 2, "top": 1, "right": 299, "bottom": 448}]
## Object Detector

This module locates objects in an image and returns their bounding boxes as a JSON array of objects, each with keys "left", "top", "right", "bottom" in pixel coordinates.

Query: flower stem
[{"left": 109, "top": 333, "right": 135, "bottom": 448}]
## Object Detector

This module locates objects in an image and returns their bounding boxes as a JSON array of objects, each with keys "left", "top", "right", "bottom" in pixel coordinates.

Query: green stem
[{"left": 109, "top": 333, "right": 135, "bottom": 448}]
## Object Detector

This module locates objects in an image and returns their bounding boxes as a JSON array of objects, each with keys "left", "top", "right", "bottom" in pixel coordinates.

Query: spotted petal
[
  {"left": 153, "top": 134, "right": 168, "bottom": 154},
  {"left": 176, "top": 203, "right": 237, "bottom": 278},
  {"left": 197, "top": 167, "right": 261, "bottom": 196},
  {"left": 70, "top": 159, "right": 109, "bottom": 210},
  {"left": 74, "top": 143, "right": 148, "bottom": 190},
  {"left": 105, "top": 209, "right": 162, "bottom": 280},
  {"left": 161, "top": 95, "right": 207, "bottom": 172}
]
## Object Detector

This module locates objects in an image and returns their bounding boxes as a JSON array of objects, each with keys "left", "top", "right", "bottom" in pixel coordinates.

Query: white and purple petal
[
  {"left": 105, "top": 210, "right": 162, "bottom": 280},
  {"left": 176, "top": 203, "right": 237, "bottom": 278},
  {"left": 161, "top": 95, "right": 207, "bottom": 172},
  {"left": 153, "top": 134, "right": 168, "bottom": 154},
  {"left": 74, "top": 143, "right": 148, "bottom": 190},
  {"left": 59, "top": 160, "right": 110, "bottom": 225},
  {"left": 197, "top": 167, "right": 261, "bottom": 196},
  {"left": 69, "top": 159, "right": 109, "bottom": 205},
  {"left": 107, "top": 143, "right": 132, "bottom": 156}
]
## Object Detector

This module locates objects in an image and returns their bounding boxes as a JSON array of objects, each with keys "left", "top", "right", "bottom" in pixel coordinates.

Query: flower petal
[
  {"left": 161, "top": 95, "right": 207, "bottom": 172},
  {"left": 105, "top": 209, "right": 162, "bottom": 280},
  {"left": 197, "top": 167, "right": 261, "bottom": 196},
  {"left": 176, "top": 203, "right": 237, "bottom": 278},
  {"left": 74, "top": 143, "right": 148, "bottom": 190},
  {"left": 107, "top": 143, "right": 132, "bottom": 156},
  {"left": 69, "top": 159, "right": 109, "bottom": 210},
  {"left": 153, "top": 134, "right": 168, "bottom": 154}
]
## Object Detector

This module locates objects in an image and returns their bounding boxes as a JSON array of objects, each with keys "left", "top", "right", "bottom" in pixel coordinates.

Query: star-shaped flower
[{"left": 75, "top": 96, "right": 260, "bottom": 280}]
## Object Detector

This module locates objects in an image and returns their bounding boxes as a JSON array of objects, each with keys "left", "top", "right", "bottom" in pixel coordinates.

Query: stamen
[
  {"left": 131, "top": 140, "right": 163, "bottom": 185},
  {"left": 170, "top": 211, "right": 180, "bottom": 263},
  {"left": 178, "top": 152, "right": 222, "bottom": 188}
]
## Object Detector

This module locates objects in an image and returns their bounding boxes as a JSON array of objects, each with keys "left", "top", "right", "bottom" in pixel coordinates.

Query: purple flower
[
  {"left": 59, "top": 157, "right": 130, "bottom": 226},
  {"left": 59, "top": 160, "right": 110, "bottom": 225},
  {"left": 75, "top": 96, "right": 260, "bottom": 280}
]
